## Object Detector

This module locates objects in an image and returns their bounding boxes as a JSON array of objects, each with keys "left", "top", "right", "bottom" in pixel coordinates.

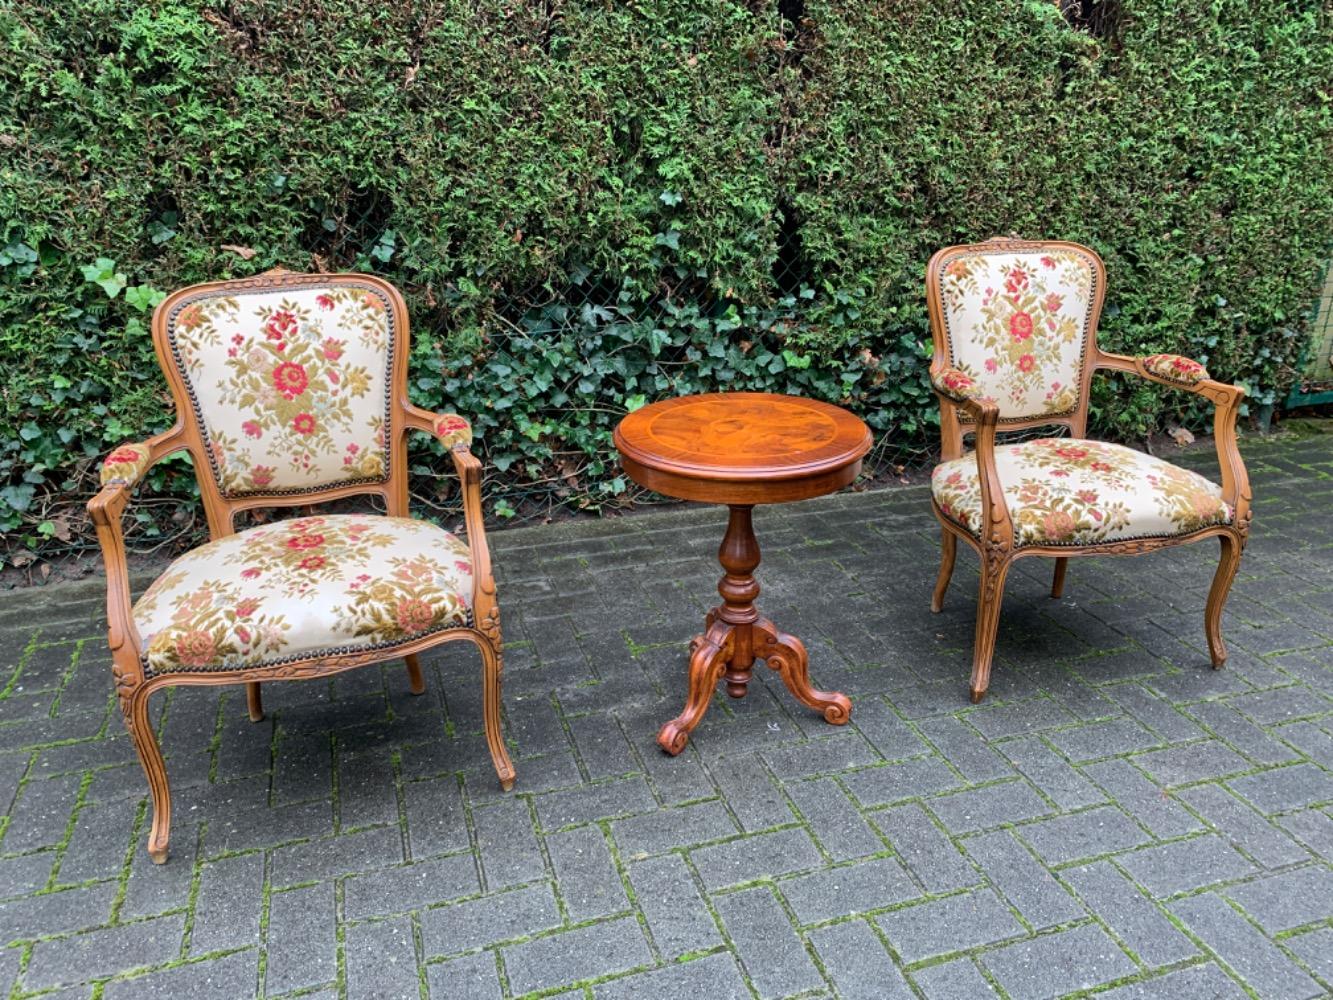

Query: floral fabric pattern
[
  {"left": 101, "top": 443, "right": 152, "bottom": 486},
  {"left": 432, "top": 413, "right": 473, "bottom": 449},
  {"left": 1141, "top": 353, "right": 1209, "bottom": 385},
  {"left": 932, "top": 438, "right": 1232, "bottom": 547},
  {"left": 937, "top": 248, "right": 1098, "bottom": 420},
  {"left": 168, "top": 285, "right": 393, "bottom": 495},
  {"left": 931, "top": 367, "right": 987, "bottom": 405},
  {"left": 133, "top": 514, "right": 473, "bottom": 673}
]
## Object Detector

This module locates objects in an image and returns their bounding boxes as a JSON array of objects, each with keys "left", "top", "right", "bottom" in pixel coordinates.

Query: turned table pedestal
[{"left": 613, "top": 392, "right": 873, "bottom": 754}]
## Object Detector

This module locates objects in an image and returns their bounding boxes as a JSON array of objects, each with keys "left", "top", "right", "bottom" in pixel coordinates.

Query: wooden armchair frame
[
  {"left": 87, "top": 269, "right": 514, "bottom": 863},
  {"left": 926, "top": 238, "right": 1252, "bottom": 702}
]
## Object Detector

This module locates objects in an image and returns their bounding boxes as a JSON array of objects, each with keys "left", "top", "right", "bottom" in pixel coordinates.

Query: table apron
[{"left": 619, "top": 455, "right": 863, "bottom": 505}]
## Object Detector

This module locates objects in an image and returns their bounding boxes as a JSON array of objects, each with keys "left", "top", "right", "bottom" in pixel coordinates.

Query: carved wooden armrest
[
  {"left": 403, "top": 405, "right": 496, "bottom": 621},
  {"left": 964, "top": 401, "right": 1015, "bottom": 550},
  {"left": 1097, "top": 350, "right": 1236, "bottom": 397},
  {"left": 928, "top": 367, "right": 1014, "bottom": 549},
  {"left": 86, "top": 427, "right": 188, "bottom": 661},
  {"left": 89, "top": 428, "right": 188, "bottom": 508},
  {"left": 1096, "top": 350, "right": 1250, "bottom": 525}
]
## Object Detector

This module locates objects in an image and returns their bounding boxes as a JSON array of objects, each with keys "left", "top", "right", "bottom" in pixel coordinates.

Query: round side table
[{"left": 613, "top": 392, "right": 873, "bottom": 754}]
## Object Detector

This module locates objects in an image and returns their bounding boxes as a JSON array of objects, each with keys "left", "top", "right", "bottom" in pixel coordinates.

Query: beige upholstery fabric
[
  {"left": 932, "top": 438, "right": 1232, "bottom": 547},
  {"left": 101, "top": 443, "right": 152, "bottom": 486},
  {"left": 936, "top": 246, "right": 1099, "bottom": 421},
  {"left": 931, "top": 367, "right": 985, "bottom": 404},
  {"left": 167, "top": 284, "right": 393, "bottom": 496},
  {"left": 133, "top": 515, "right": 472, "bottom": 673},
  {"left": 1142, "top": 353, "right": 1209, "bottom": 385},
  {"left": 432, "top": 413, "right": 473, "bottom": 449}
]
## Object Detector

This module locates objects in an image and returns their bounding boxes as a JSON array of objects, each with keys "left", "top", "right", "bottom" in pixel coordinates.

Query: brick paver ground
[{"left": 1, "top": 430, "right": 1331, "bottom": 999}]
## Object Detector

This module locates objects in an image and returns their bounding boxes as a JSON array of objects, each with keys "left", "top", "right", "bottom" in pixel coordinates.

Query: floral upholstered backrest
[
  {"left": 161, "top": 276, "right": 397, "bottom": 497},
  {"left": 932, "top": 241, "right": 1104, "bottom": 423}
]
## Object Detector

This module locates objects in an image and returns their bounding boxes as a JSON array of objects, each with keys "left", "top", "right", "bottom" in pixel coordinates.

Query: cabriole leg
[
  {"left": 475, "top": 636, "right": 516, "bottom": 790},
  {"left": 1205, "top": 532, "right": 1244, "bottom": 669},
  {"left": 932, "top": 528, "right": 957, "bottom": 613},
  {"left": 970, "top": 553, "right": 1012, "bottom": 703},
  {"left": 122, "top": 684, "right": 171, "bottom": 863}
]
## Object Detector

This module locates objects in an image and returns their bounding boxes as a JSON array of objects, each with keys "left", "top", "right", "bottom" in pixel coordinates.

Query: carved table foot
[
  {"left": 658, "top": 622, "right": 733, "bottom": 755},
  {"left": 755, "top": 618, "right": 852, "bottom": 725}
]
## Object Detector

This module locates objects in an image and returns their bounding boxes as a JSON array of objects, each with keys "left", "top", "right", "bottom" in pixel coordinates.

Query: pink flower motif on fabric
[
  {"left": 272, "top": 362, "right": 309, "bottom": 399},
  {"left": 432, "top": 413, "right": 473, "bottom": 448},
  {"left": 1141, "top": 353, "right": 1209, "bottom": 385},
  {"left": 101, "top": 443, "right": 153, "bottom": 486},
  {"left": 931, "top": 367, "right": 986, "bottom": 404},
  {"left": 266, "top": 310, "right": 298, "bottom": 341}
]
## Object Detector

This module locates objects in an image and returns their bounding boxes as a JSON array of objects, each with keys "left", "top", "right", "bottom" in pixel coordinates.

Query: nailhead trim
[
  {"left": 141, "top": 606, "right": 476, "bottom": 677},
  {"left": 934, "top": 506, "right": 1234, "bottom": 548}
]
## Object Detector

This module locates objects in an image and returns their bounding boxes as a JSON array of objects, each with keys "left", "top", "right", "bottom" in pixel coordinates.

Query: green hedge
[{"left": 1, "top": 0, "right": 1330, "bottom": 563}]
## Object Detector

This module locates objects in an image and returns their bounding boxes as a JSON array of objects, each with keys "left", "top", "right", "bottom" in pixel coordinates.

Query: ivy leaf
[
  {"left": 659, "top": 190, "right": 682, "bottom": 206},
  {"left": 371, "top": 230, "right": 396, "bottom": 263},
  {"left": 124, "top": 285, "right": 166, "bottom": 313},
  {"left": 0, "top": 483, "right": 35, "bottom": 513},
  {"left": 0, "top": 241, "right": 38, "bottom": 275},
  {"left": 783, "top": 349, "right": 813, "bottom": 370},
  {"left": 148, "top": 219, "right": 177, "bottom": 245},
  {"left": 79, "top": 258, "right": 126, "bottom": 299}
]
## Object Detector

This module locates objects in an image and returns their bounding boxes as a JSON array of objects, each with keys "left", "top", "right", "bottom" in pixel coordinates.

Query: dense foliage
[{"left": 1, "top": 0, "right": 1330, "bottom": 563}]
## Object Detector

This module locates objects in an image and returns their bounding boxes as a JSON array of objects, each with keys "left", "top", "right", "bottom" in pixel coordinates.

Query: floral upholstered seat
[
  {"left": 931, "top": 438, "right": 1232, "bottom": 547},
  {"left": 134, "top": 515, "right": 473, "bottom": 674}
]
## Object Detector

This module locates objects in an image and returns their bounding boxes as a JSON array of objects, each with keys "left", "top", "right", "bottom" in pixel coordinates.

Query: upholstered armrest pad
[
  {"left": 100, "top": 442, "right": 154, "bottom": 487},
  {"left": 931, "top": 367, "right": 986, "bottom": 404},
  {"left": 1139, "top": 353, "right": 1210, "bottom": 386},
  {"left": 429, "top": 412, "right": 473, "bottom": 449}
]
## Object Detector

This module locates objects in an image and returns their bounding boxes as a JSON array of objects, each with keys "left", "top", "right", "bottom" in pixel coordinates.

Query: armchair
[
  {"left": 88, "top": 269, "right": 514, "bottom": 862},
  {"left": 926, "top": 238, "right": 1251, "bottom": 702}
]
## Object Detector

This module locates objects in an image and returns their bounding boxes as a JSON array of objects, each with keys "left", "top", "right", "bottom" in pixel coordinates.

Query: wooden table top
[{"left": 613, "top": 392, "right": 872, "bottom": 504}]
